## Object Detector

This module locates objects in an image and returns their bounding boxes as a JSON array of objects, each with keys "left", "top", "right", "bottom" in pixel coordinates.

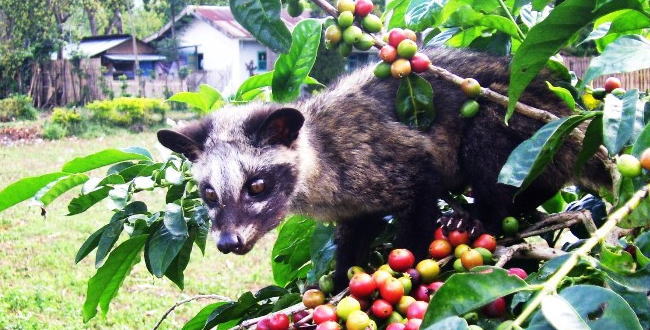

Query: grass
[{"left": 0, "top": 132, "right": 275, "bottom": 329}]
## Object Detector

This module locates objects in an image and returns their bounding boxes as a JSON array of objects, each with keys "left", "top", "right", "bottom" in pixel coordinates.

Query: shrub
[
  {"left": 51, "top": 107, "right": 82, "bottom": 125},
  {"left": 0, "top": 94, "right": 38, "bottom": 122},
  {"left": 85, "top": 97, "right": 169, "bottom": 126},
  {"left": 42, "top": 122, "right": 67, "bottom": 140}
]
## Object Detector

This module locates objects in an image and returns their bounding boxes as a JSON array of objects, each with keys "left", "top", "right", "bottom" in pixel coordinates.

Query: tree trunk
[
  {"left": 86, "top": 8, "right": 98, "bottom": 35},
  {"left": 114, "top": 8, "right": 123, "bottom": 34}
]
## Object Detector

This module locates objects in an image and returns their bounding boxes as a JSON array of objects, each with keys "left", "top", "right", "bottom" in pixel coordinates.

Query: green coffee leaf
[
  {"left": 192, "top": 206, "right": 210, "bottom": 255},
  {"left": 164, "top": 223, "right": 196, "bottom": 289},
  {"left": 603, "top": 91, "right": 637, "bottom": 155},
  {"left": 95, "top": 219, "right": 125, "bottom": 268},
  {"left": 498, "top": 113, "right": 597, "bottom": 194},
  {"left": 545, "top": 81, "right": 575, "bottom": 111},
  {"left": 272, "top": 19, "right": 322, "bottom": 103},
  {"left": 272, "top": 293, "right": 301, "bottom": 312},
  {"left": 83, "top": 234, "right": 148, "bottom": 322},
  {"left": 147, "top": 203, "right": 189, "bottom": 277},
  {"left": 307, "top": 223, "right": 336, "bottom": 283},
  {"left": 404, "top": 0, "right": 447, "bottom": 32},
  {"left": 205, "top": 292, "right": 256, "bottom": 329},
  {"left": 583, "top": 35, "right": 650, "bottom": 86},
  {"left": 272, "top": 215, "right": 316, "bottom": 286},
  {"left": 75, "top": 222, "right": 112, "bottom": 263},
  {"left": 235, "top": 71, "right": 321, "bottom": 101},
  {"left": 528, "top": 285, "right": 643, "bottom": 330},
  {"left": 422, "top": 267, "right": 527, "bottom": 325},
  {"left": 236, "top": 71, "right": 273, "bottom": 100},
  {"left": 385, "top": 0, "right": 409, "bottom": 29},
  {"left": 229, "top": 0, "right": 291, "bottom": 53},
  {"left": 168, "top": 84, "right": 223, "bottom": 114},
  {"left": 396, "top": 74, "right": 435, "bottom": 130},
  {"left": 0, "top": 172, "right": 68, "bottom": 212},
  {"left": 540, "top": 294, "right": 589, "bottom": 330},
  {"left": 607, "top": 279, "right": 650, "bottom": 330},
  {"left": 600, "top": 245, "right": 636, "bottom": 274},
  {"left": 62, "top": 148, "right": 151, "bottom": 173},
  {"left": 423, "top": 316, "right": 469, "bottom": 330},
  {"left": 67, "top": 186, "right": 113, "bottom": 215},
  {"left": 507, "top": 0, "right": 641, "bottom": 122},
  {"left": 447, "top": 5, "right": 521, "bottom": 39},
  {"left": 574, "top": 115, "right": 603, "bottom": 175},
  {"left": 182, "top": 302, "right": 229, "bottom": 330},
  {"left": 34, "top": 173, "right": 89, "bottom": 207}
]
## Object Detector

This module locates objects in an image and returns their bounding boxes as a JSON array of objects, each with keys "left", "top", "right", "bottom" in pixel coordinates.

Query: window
[{"left": 258, "top": 51, "right": 267, "bottom": 71}]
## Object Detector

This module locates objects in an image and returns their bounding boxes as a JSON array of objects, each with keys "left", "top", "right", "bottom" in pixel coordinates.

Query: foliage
[
  {"left": 0, "top": 94, "right": 39, "bottom": 122},
  {"left": 168, "top": 84, "right": 224, "bottom": 114},
  {"left": 2, "top": 0, "right": 650, "bottom": 329},
  {"left": 42, "top": 122, "right": 69, "bottom": 140},
  {"left": 85, "top": 97, "right": 169, "bottom": 126},
  {"left": 307, "top": 30, "right": 346, "bottom": 91},
  {"left": 51, "top": 107, "right": 83, "bottom": 125}
]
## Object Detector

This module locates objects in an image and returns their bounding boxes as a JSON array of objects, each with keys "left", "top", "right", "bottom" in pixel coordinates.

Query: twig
[
  {"left": 494, "top": 243, "right": 567, "bottom": 267},
  {"left": 498, "top": 210, "right": 591, "bottom": 245},
  {"left": 153, "top": 294, "right": 231, "bottom": 330},
  {"left": 497, "top": 0, "right": 526, "bottom": 40},
  {"left": 233, "top": 289, "right": 350, "bottom": 330},
  {"left": 512, "top": 184, "right": 650, "bottom": 327}
]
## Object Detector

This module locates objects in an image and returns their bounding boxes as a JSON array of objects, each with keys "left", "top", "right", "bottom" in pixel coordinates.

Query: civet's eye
[
  {"left": 203, "top": 187, "right": 219, "bottom": 204},
  {"left": 247, "top": 178, "right": 265, "bottom": 196}
]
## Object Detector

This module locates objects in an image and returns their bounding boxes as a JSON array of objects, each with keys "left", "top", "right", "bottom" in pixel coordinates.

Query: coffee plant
[{"left": 1, "top": 0, "right": 650, "bottom": 329}]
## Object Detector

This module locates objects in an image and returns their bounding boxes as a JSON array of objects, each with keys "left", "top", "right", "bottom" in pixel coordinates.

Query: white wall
[
  {"left": 176, "top": 19, "right": 240, "bottom": 93},
  {"left": 239, "top": 40, "right": 269, "bottom": 81}
]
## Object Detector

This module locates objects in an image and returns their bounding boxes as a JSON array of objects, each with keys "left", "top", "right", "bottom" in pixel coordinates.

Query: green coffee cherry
[
  {"left": 287, "top": 0, "right": 304, "bottom": 17},
  {"left": 338, "top": 11, "right": 354, "bottom": 28},
  {"left": 453, "top": 258, "right": 466, "bottom": 272},
  {"left": 592, "top": 87, "right": 606, "bottom": 100},
  {"left": 396, "top": 39, "right": 417, "bottom": 58},
  {"left": 361, "top": 14, "right": 382, "bottom": 33},
  {"left": 343, "top": 26, "right": 363, "bottom": 44},
  {"left": 338, "top": 42, "right": 353, "bottom": 57},
  {"left": 617, "top": 154, "right": 642, "bottom": 177},
  {"left": 374, "top": 62, "right": 391, "bottom": 78},
  {"left": 611, "top": 87, "right": 626, "bottom": 97},
  {"left": 460, "top": 100, "right": 480, "bottom": 118},
  {"left": 355, "top": 33, "right": 375, "bottom": 51}
]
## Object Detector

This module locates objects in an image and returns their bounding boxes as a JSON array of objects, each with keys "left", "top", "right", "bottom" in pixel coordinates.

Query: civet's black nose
[{"left": 217, "top": 232, "right": 243, "bottom": 253}]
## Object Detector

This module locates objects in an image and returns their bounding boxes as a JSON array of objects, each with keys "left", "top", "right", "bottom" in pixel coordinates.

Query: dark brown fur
[{"left": 158, "top": 47, "right": 611, "bottom": 288}]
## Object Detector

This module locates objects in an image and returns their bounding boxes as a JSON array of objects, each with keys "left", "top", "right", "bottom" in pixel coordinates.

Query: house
[
  {"left": 145, "top": 5, "right": 309, "bottom": 94},
  {"left": 58, "top": 34, "right": 166, "bottom": 79}
]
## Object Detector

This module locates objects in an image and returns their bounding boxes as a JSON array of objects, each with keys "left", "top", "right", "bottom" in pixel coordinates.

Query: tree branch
[
  {"left": 498, "top": 210, "right": 592, "bottom": 245},
  {"left": 494, "top": 243, "right": 567, "bottom": 267},
  {"left": 233, "top": 289, "right": 351, "bottom": 330},
  {"left": 153, "top": 294, "right": 231, "bottom": 330}
]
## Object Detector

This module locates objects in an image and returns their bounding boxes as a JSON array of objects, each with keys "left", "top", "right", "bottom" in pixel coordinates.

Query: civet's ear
[
  {"left": 157, "top": 120, "right": 211, "bottom": 161},
  {"left": 256, "top": 108, "right": 305, "bottom": 147}
]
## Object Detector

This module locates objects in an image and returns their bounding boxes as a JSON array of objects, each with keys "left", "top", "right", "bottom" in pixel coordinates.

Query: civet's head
[{"left": 157, "top": 104, "right": 308, "bottom": 255}]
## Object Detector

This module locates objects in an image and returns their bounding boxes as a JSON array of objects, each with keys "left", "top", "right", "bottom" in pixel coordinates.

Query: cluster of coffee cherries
[
  {"left": 373, "top": 29, "right": 431, "bottom": 80},
  {"left": 591, "top": 77, "right": 626, "bottom": 100},
  {"left": 324, "top": 0, "right": 383, "bottom": 56},
  {"left": 430, "top": 227, "right": 497, "bottom": 272},
  {"left": 256, "top": 226, "right": 527, "bottom": 330},
  {"left": 454, "top": 77, "right": 483, "bottom": 118}
]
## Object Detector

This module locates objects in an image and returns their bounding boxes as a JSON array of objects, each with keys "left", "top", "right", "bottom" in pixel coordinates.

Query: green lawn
[{"left": 0, "top": 132, "right": 275, "bottom": 329}]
